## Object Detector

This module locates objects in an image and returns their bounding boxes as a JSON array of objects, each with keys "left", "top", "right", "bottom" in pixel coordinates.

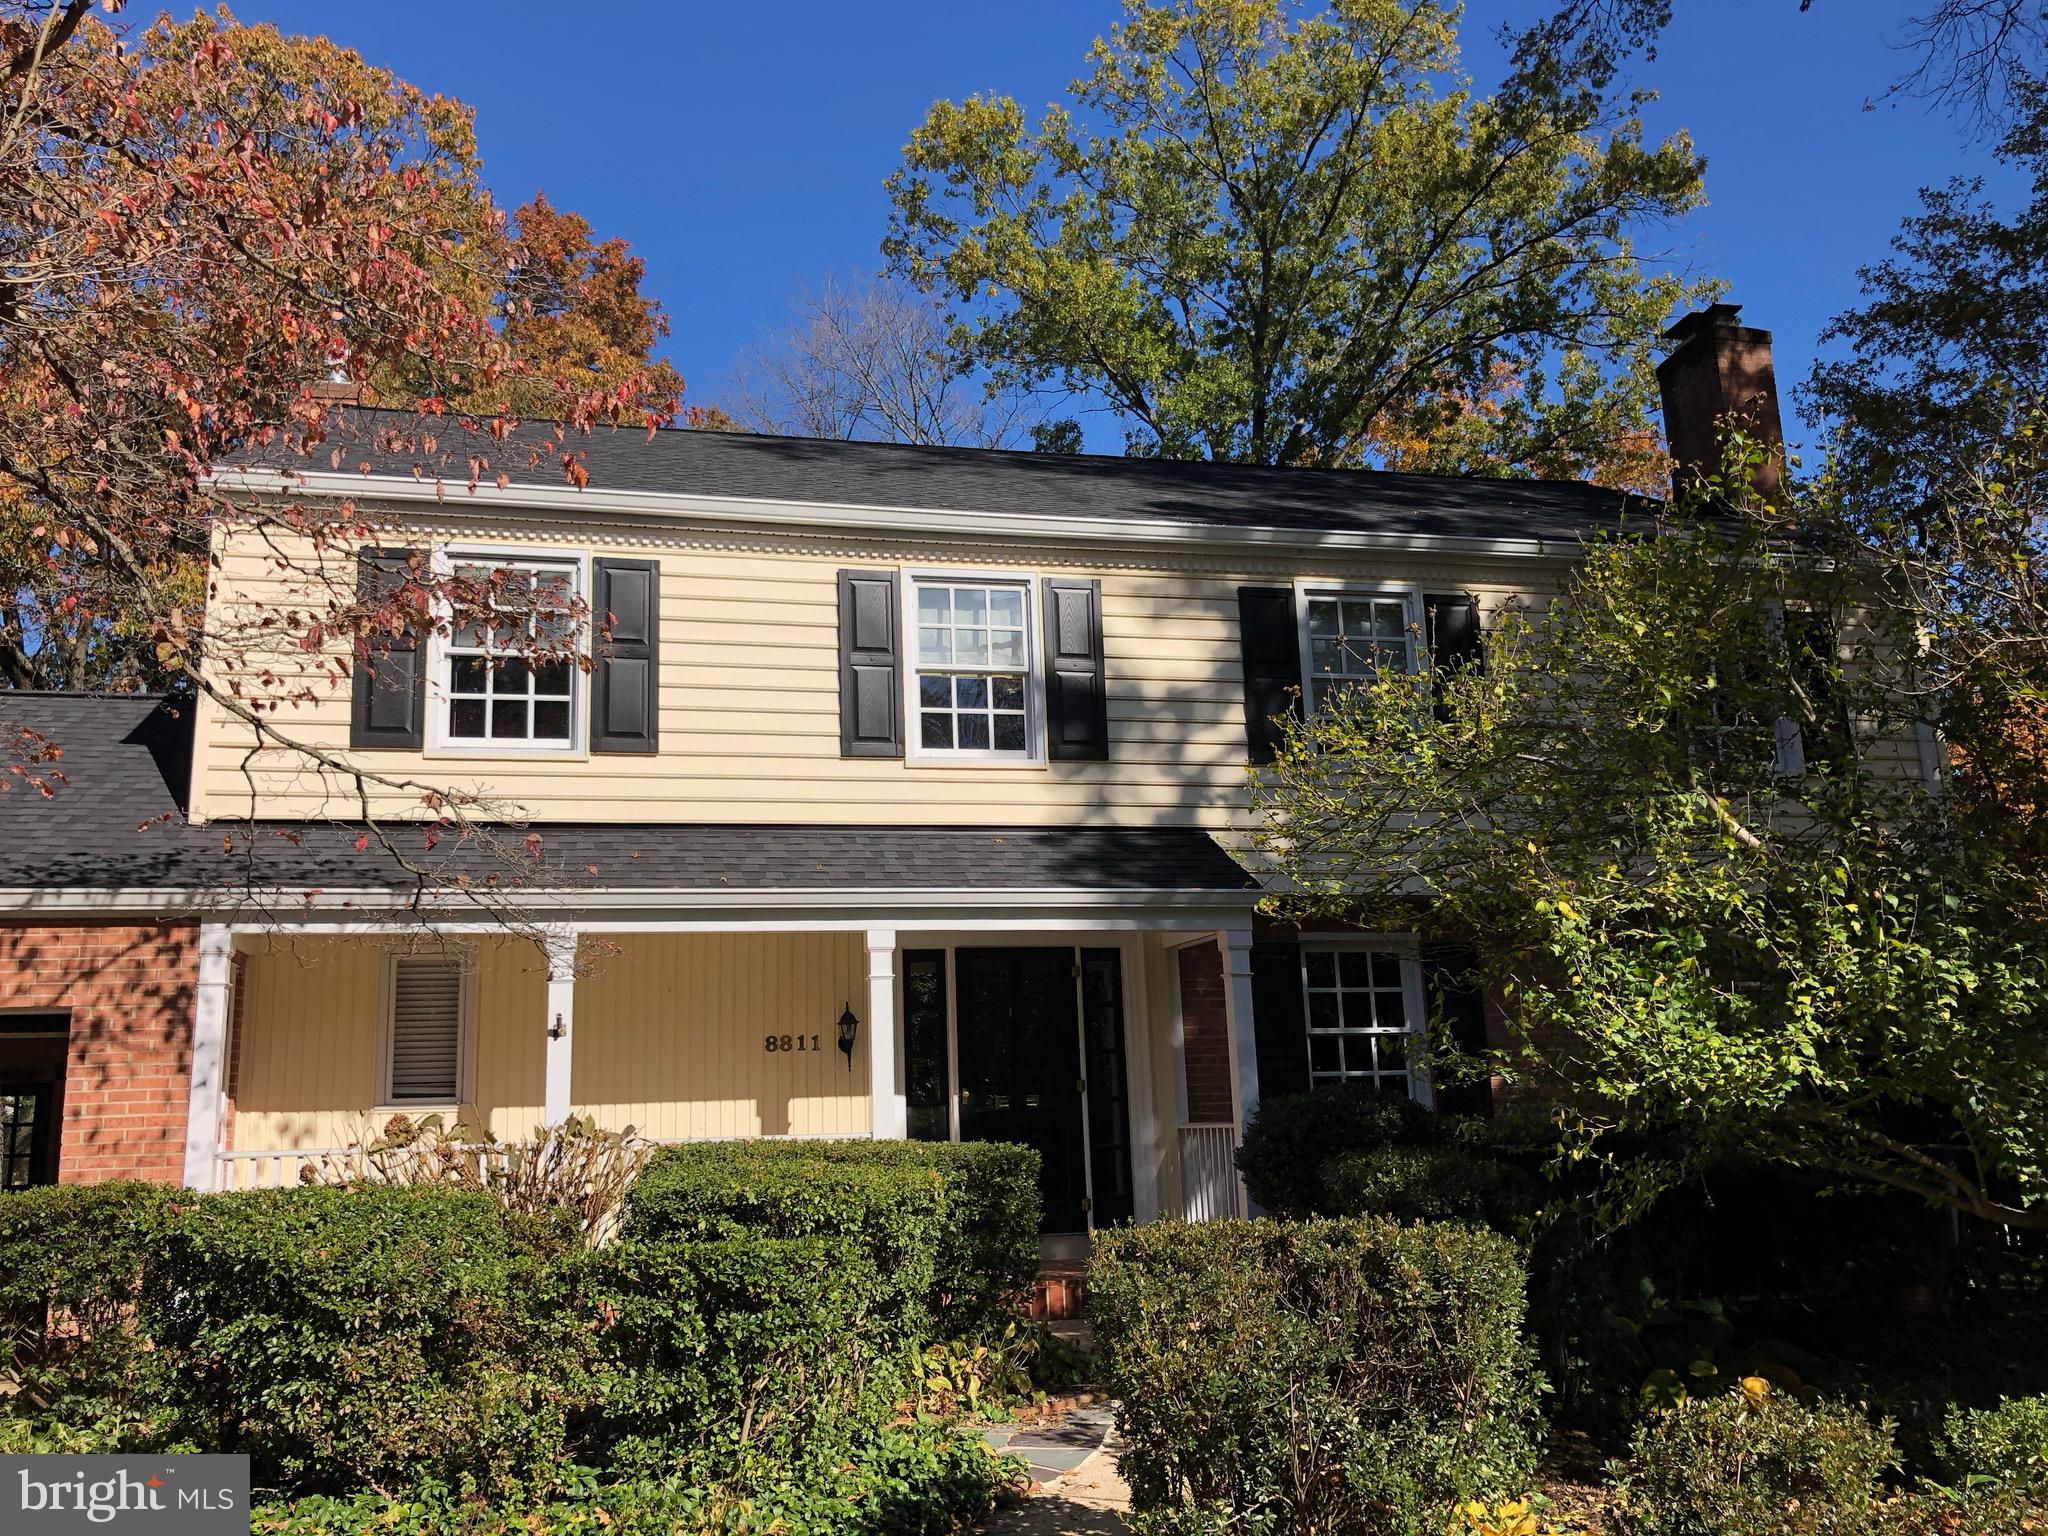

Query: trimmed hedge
[
  {"left": 1941, "top": 1394, "right": 2048, "bottom": 1497},
  {"left": 582, "top": 1234, "right": 891, "bottom": 1473},
  {"left": 624, "top": 1138, "right": 1039, "bottom": 1339},
  {"left": 142, "top": 1186, "right": 585, "bottom": 1499},
  {"left": 0, "top": 1180, "right": 172, "bottom": 1436},
  {"left": 1608, "top": 1389, "right": 1897, "bottom": 1536},
  {"left": 1090, "top": 1216, "right": 1540, "bottom": 1536}
]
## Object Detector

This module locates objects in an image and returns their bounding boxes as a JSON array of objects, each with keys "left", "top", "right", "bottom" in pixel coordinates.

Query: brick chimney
[{"left": 1656, "top": 302, "right": 1784, "bottom": 501}]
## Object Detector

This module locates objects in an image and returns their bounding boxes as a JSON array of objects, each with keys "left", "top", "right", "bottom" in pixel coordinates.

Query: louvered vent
[{"left": 388, "top": 955, "right": 462, "bottom": 1104}]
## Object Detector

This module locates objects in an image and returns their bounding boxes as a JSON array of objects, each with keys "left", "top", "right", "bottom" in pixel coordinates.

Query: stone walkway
[{"left": 979, "top": 1404, "right": 1130, "bottom": 1535}]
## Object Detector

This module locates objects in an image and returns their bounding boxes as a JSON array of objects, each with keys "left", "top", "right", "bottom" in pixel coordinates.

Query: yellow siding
[
  {"left": 230, "top": 935, "right": 545, "bottom": 1154},
  {"left": 227, "top": 932, "right": 867, "bottom": 1154},
  {"left": 572, "top": 933, "right": 868, "bottom": 1139},
  {"left": 190, "top": 515, "right": 1556, "bottom": 826}
]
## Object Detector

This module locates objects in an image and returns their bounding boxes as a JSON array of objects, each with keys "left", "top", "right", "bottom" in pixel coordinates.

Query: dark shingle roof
[
  {"left": 234, "top": 406, "right": 1646, "bottom": 544},
  {"left": 0, "top": 694, "right": 1254, "bottom": 896}
]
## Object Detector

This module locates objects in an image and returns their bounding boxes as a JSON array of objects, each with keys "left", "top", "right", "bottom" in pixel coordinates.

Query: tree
[
  {"left": 1250, "top": 468, "right": 2048, "bottom": 1229},
  {"left": 732, "top": 274, "right": 1042, "bottom": 448},
  {"left": 0, "top": 3, "right": 677, "bottom": 897},
  {"left": 883, "top": 0, "right": 1707, "bottom": 481},
  {"left": 1804, "top": 86, "right": 2048, "bottom": 888},
  {"left": 485, "top": 193, "right": 685, "bottom": 420}
]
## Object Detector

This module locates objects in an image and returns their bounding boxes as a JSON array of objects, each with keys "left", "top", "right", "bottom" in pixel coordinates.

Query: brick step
[{"left": 1026, "top": 1261, "right": 1087, "bottom": 1321}]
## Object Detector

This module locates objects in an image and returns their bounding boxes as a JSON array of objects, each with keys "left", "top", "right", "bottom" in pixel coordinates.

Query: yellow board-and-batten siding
[
  {"left": 228, "top": 932, "right": 870, "bottom": 1157},
  {"left": 189, "top": 502, "right": 1560, "bottom": 827}
]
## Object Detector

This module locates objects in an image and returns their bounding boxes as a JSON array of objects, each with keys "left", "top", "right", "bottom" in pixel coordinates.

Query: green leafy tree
[
  {"left": 884, "top": 0, "right": 1707, "bottom": 486},
  {"left": 1249, "top": 449, "right": 2048, "bottom": 1229},
  {"left": 1803, "top": 88, "right": 2048, "bottom": 885}
]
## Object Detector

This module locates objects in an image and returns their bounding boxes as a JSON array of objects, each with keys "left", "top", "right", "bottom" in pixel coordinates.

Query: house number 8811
[{"left": 764, "top": 1034, "right": 821, "bottom": 1053}]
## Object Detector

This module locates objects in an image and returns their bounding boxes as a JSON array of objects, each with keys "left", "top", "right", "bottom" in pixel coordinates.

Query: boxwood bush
[
  {"left": 142, "top": 1185, "right": 585, "bottom": 1500},
  {"left": 624, "top": 1138, "right": 1039, "bottom": 1340},
  {"left": 1940, "top": 1393, "right": 2048, "bottom": 1497},
  {"left": 0, "top": 1180, "right": 172, "bottom": 1438},
  {"left": 581, "top": 1233, "right": 892, "bottom": 1473},
  {"left": 1607, "top": 1387, "right": 1897, "bottom": 1536},
  {"left": 1089, "top": 1216, "right": 1541, "bottom": 1536}
]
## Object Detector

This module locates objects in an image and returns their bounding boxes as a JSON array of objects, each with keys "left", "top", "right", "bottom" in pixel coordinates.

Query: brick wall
[
  {"left": 0, "top": 923, "right": 196, "bottom": 1184},
  {"left": 1176, "top": 941, "right": 1235, "bottom": 1125}
]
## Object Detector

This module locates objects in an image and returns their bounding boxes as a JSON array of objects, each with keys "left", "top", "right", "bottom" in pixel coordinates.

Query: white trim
[
  {"left": 424, "top": 543, "right": 592, "bottom": 761},
  {"left": 214, "top": 466, "right": 1613, "bottom": 562},
  {"left": 866, "top": 929, "right": 905, "bottom": 1139},
  {"left": 181, "top": 924, "right": 235, "bottom": 1190},
  {"left": 375, "top": 944, "right": 476, "bottom": 1112},
  {"left": 1293, "top": 579, "right": 1425, "bottom": 714},
  {"left": 0, "top": 885, "right": 1260, "bottom": 920},
  {"left": 900, "top": 566, "right": 1047, "bottom": 767},
  {"left": 541, "top": 926, "right": 577, "bottom": 1127}
]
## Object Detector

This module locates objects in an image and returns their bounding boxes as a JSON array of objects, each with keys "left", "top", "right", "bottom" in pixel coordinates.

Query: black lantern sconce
[{"left": 836, "top": 1002, "right": 860, "bottom": 1071}]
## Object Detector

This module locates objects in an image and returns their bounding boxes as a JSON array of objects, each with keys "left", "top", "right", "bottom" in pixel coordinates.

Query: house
[{"left": 0, "top": 304, "right": 1785, "bottom": 1236}]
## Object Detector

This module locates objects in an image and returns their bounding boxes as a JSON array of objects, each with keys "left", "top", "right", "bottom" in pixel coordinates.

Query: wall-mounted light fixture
[{"left": 836, "top": 1003, "right": 860, "bottom": 1071}]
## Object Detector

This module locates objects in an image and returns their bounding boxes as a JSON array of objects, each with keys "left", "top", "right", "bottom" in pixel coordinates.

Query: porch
[{"left": 187, "top": 916, "right": 1262, "bottom": 1231}]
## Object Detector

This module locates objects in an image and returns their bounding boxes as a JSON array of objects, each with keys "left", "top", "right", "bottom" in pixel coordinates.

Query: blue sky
[{"left": 234, "top": 1, "right": 2020, "bottom": 455}]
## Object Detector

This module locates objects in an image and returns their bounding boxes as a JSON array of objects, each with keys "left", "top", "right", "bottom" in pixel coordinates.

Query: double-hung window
[
  {"left": 1298, "top": 587, "right": 1420, "bottom": 712},
  {"left": 380, "top": 950, "right": 471, "bottom": 1109},
  {"left": 908, "top": 575, "right": 1037, "bottom": 761},
  {"left": 1300, "top": 944, "right": 1429, "bottom": 1102},
  {"left": 438, "top": 553, "right": 582, "bottom": 751}
]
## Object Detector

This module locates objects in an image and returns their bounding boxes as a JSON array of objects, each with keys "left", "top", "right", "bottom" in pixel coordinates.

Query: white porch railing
[
  {"left": 212, "top": 1130, "right": 870, "bottom": 1194},
  {"left": 1178, "top": 1122, "right": 1242, "bottom": 1222}
]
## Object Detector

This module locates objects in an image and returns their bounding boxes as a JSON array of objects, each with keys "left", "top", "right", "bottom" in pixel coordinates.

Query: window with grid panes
[
  {"left": 911, "top": 579, "right": 1033, "bottom": 757},
  {"left": 1301, "top": 947, "right": 1421, "bottom": 1093},
  {"left": 1302, "top": 592, "right": 1418, "bottom": 711},
  {"left": 444, "top": 558, "right": 579, "bottom": 746}
]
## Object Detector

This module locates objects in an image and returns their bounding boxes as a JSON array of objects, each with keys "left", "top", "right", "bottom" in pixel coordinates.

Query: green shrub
[
  {"left": 0, "top": 1181, "right": 173, "bottom": 1437},
  {"left": 1941, "top": 1394, "right": 2048, "bottom": 1496},
  {"left": 581, "top": 1234, "right": 894, "bottom": 1474},
  {"left": 247, "top": 1422, "right": 1022, "bottom": 1536},
  {"left": 144, "top": 1185, "right": 584, "bottom": 1500},
  {"left": 1236, "top": 1086, "right": 1437, "bottom": 1217},
  {"left": 624, "top": 1139, "right": 1040, "bottom": 1340},
  {"left": 1090, "top": 1216, "right": 1541, "bottom": 1536},
  {"left": 1608, "top": 1386, "right": 1896, "bottom": 1536}
]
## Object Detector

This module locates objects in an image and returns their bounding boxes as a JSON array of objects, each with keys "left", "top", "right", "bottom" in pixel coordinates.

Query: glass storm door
[{"left": 954, "top": 947, "right": 1089, "bottom": 1233}]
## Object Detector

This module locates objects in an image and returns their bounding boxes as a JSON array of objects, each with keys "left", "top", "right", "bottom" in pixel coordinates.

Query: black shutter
[
  {"left": 1041, "top": 578, "right": 1109, "bottom": 761},
  {"left": 838, "top": 569, "right": 902, "bottom": 758},
  {"left": 349, "top": 548, "right": 425, "bottom": 750},
  {"left": 1424, "top": 593, "right": 1483, "bottom": 722},
  {"left": 1422, "top": 944, "right": 1492, "bottom": 1116},
  {"left": 591, "top": 558, "right": 659, "bottom": 754},
  {"left": 1249, "top": 941, "right": 1310, "bottom": 1103},
  {"left": 1238, "top": 586, "right": 1303, "bottom": 763}
]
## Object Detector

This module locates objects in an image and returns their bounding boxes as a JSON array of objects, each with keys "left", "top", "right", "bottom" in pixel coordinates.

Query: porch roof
[{"left": 0, "top": 693, "right": 1257, "bottom": 904}]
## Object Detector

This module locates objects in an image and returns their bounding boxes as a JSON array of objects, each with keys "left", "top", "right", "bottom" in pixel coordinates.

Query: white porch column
[
  {"left": 865, "top": 928, "right": 906, "bottom": 1140},
  {"left": 1218, "top": 923, "right": 1260, "bottom": 1136},
  {"left": 542, "top": 926, "right": 578, "bottom": 1128},
  {"left": 181, "top": 923, "right": 234, "bottom": 1191}
]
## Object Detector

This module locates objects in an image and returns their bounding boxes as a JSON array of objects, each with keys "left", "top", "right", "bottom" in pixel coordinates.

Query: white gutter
[
  {"left": 0, "top": 883, "right": 1261, "bottom": 918},
  {"left": 214, "top": 466, "right": 1615, "bottom": 561}
]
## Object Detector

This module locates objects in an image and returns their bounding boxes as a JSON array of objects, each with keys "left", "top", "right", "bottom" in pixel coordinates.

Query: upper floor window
[
  {"left": 908, "top": 575, "right": 1038, "bottom": 762},
  {"left": 1300, "top": 943, "right": 1429, "bottom": 1103},
  {"left": 435, "top": 553, "right": 583, "bottom": 752},
  {"left": 1298, "top": 587, "right": 1419, "bottom": 712}
]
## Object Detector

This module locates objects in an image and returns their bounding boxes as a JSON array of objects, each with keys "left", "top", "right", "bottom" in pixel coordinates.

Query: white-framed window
[
  {"left": 428, "top": 548, "right": 586, "bottom": 755},
  {"left": 1300, "top": 941, "right": 1430, "bottom": 1103},
  {"left": 904, "top": 571, "right": 1043, "bottom": 763},
  {"left": 378, "top": 949, "right": 473, "bottom": 1109},
  {"left": 1295, "top": 584, "right": 1422, "bottom": 713}
]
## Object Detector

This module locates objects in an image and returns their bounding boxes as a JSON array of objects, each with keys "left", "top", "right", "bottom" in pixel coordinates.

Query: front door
[
  {"left": 956, "top": 948, "right": 1088, "bottom": 1232},
  {"left": 949, "top": 946, "right": 1135, "bottom": 1234}
]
